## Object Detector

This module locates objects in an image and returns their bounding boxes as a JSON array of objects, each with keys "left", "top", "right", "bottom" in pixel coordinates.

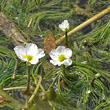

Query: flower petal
[
  {"left": 14, "top": 46, "right": 27, "bottom": 61},
  {"left": 56, "top": 46, "right": 65, "bottom": 54},
  {"left": 49, "top": 49, "right": 59, "bottom": 59},
  {"left": 35, "top": 49, "right": 45, "bottom": 59},
  {"left": 59, "top": 20, "right": 69, "bottom": 31},
  {"left": 50, "top": 60, "right": 59, "bottom": 66},
  {"left": 63, "top": 20, "right": 69, "bottom": 29},
  {"left": 64, "top": 48, "right": 72, "bottom": 58},
  {"left": 25, "top": 43, "right": 38, "bottom": 56},
  {"left": 30, "top": 56, "right": 39, "bottom": 64},
  {"left": 64, "top": 59, "right": 72, "bottom": 66},
  {"left": 59, "top": 24, "right": 65, "bottom": 31}
]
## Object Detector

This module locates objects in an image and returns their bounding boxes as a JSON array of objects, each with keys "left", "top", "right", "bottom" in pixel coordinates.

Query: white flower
[
  {"left": 95, "top": 73, "right": 101, "bottom": 78},
  {"left": 86, "top": 90, "right": 91, "bottom": 94},
  {"left": 49, "top": 46, "right": 72, "bottom": 66},
  {"left": 14, "top": 43, "right": 45, "bottom": 64},
  {"left": 59, "top": 20, "right": 69, "bottom": 31}
]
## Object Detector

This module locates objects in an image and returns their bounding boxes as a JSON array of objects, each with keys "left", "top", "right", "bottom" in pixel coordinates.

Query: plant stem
[
  {"left": 25, "top": 65, "right": 31, "bottom": 93},
  {"left": 65, "top": 31, "right": 68, "bottom": 47},
  {"left": 12, "top": 59, "right": 19, "bottom": 79},
  {"left": 61, "top": 64, "right": 65, "bottom": 75},
  {"left": 27, "top": 75, "right": 42, "bottom": 104},
  {"left": 40, "top": 84, "right": 45, "bottom": 92},
  {"left": 3, "top": 87, "right": 26, "bottom": 91}
]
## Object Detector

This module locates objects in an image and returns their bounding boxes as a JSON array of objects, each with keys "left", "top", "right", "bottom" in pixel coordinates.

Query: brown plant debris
[
  {"left": 44, "top": 34, "right": 56, "bottom": 54},
  {"left": 0, "top": 96, "right": 12, "bottom": 103},
  {"left": 0, "top": 12, "right": 27, "bottom": 46}
]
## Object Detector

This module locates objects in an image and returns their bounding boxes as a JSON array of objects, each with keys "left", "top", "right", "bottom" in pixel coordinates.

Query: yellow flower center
[
  {"left": 23, "top": 55, "right": 33, "bottom": 62},
  {"left": 58, "top": 55, "right": 66, "bottom": 62}
]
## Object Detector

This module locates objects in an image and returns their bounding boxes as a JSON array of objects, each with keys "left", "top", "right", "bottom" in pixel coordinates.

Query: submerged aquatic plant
[
  {"left": 14, "top": 43, "right": 45, "bottom": 93},
  {"left": 59, "top": 20, "right": 70, "bottom": 47},
  {"left": 1, "top": 1, "right": 110, "bottom": 109}
]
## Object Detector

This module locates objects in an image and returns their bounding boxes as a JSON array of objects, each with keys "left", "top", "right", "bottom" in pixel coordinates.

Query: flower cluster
[
  {"left": 14, "top": 20, "right": 72, "bottom": 66},
  {"left": 14, "top": 44, "right": 72, "bottom": 67}
]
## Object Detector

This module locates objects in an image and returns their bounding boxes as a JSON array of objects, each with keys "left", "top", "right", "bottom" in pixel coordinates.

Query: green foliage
[
  {"left": 0, "top": 0, "right": 110, "bottom": 110},
  {"left": 0, "top": 45, "right": 28, "bottom": 88},
  {"left": 0, "top": 46, "right": 15, "bottom": 81},
  {"left": 0, "top": 0, "right": 76, "bottom": 39},
  {"left": 44, "top": 61, "right": 110, "bottom": 110}
]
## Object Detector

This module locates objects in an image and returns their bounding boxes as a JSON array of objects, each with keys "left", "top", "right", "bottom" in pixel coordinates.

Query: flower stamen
[
  {"left": 23, "top": 55, "right": 33, "bottom": 62},
  {"left": 58, "top": 55, "right": 66, "bottom": 62}
]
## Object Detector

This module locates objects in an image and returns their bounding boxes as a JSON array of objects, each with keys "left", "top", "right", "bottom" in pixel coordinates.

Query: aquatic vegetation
[
  {"left": 14, "top": 43, "right": 45, "bottom": 94},
  {"left": 59, "top": 20, "right": 70, "bottom": 47},
  {"left": 0, "top": 0, "right": 110, "bottom": 110}
]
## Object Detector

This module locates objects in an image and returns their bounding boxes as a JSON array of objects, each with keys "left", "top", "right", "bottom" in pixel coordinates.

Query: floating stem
[{"left": 3, "top": 87, "right": 26, "bottom": 91}]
